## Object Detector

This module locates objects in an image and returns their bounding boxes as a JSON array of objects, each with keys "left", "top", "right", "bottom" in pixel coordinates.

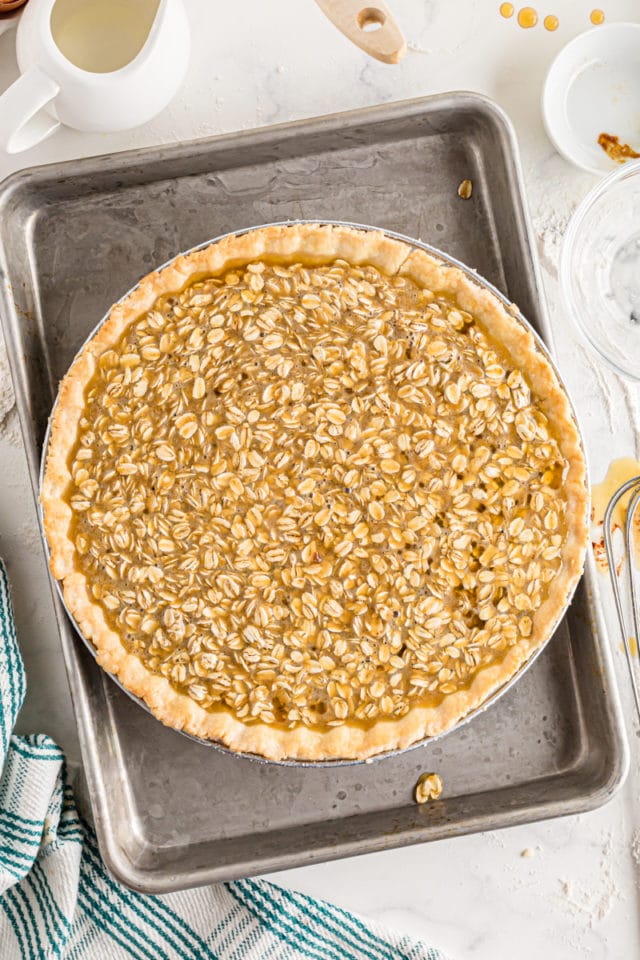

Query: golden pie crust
[{"left": 41, "top": 223, "right": 588, "bottom": 761}]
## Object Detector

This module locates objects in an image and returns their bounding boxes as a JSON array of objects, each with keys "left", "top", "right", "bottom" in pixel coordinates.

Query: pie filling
[{"left": 66, "top": 257, "right": 568, "bottom": 731}]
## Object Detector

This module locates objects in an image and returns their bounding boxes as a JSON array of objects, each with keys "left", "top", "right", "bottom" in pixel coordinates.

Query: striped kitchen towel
[{"left": 0, "top": 559, "right": 446, "bottom": 960}]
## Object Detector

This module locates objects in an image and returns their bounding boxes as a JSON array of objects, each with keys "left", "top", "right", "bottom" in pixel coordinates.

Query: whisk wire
[{"left": 604, "top": 475, "right": 640, "bottom": 724}]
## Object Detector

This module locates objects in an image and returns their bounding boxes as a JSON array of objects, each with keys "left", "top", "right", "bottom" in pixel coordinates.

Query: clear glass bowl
[{"left": 562, "top": 159, "right": 640, "bottom": 381}]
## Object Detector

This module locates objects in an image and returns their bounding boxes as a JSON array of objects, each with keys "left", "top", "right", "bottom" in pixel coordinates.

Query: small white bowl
[{"left": 543, "top": 22, "right": 640, "bottom": 176}]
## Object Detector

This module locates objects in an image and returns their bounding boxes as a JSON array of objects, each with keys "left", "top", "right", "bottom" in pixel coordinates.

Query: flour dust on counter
[
  {"left": 577, "top": 344, "right": 617, "bottom": 433},
  {"left": 632, "top": 829, "right": 640, "bottom": 866},
  {"left": 557, "top": 832, "right": 622, "bottom": 929},
  {"left": 0, "top": 334, "right": 17, "bottom": 446},
  {"left": 0, "top": 337, "right": 14, "bottom": 423}
]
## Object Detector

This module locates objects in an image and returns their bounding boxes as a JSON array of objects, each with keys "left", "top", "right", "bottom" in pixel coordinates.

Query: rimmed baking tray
[{"left": 0, "top": 92, "right": 628, "bottom": 893}]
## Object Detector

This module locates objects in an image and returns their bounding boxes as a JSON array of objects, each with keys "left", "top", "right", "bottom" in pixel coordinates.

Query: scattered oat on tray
[
  {"left": 458, "top": 178, "right": 473, "bottom": 199},
  {"left": 414, "top": 772, "right": 443, "bottom": 804}
]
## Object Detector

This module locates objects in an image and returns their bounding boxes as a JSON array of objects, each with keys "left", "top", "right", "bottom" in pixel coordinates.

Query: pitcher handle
[{"left": 0, "top": 67, "right": 60, "bottom": 154}]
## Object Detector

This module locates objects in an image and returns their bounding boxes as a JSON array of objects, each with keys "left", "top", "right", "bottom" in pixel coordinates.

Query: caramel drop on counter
[
  {"left": 620, "top": 637, "right": 638, "bottom": 657},
  {"left": 500, "top": 2, "right": 515, "bottom": 17},
  {"left": 517, "top": 7, "right": 538, "bottom": 28},
  {"left": 591, "top": 457, "right": 640, "bottom": 571},
  {"left": 544, "top": 14, "right": 559, "bottom": 31},
  {"left": 590, "top": 8, "right": 605, "bottom": 25}
]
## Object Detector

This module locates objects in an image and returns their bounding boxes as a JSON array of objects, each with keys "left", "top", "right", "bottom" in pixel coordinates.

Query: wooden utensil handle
[
  {"left": 0, "top": 0, "right": 29, "bottom": 12},
  {"left": 316, "top": 0, "right": 406, "bottom": 64}
]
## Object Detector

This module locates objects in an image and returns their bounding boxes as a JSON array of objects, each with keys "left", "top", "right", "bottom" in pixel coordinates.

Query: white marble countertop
[{"left": 1, "top": 1, "right": 640, "bottom": 957}]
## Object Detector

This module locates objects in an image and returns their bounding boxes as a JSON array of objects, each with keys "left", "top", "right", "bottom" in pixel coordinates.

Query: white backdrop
[{"left": 0, "top": 2, "right": 639, "bottom": 956}]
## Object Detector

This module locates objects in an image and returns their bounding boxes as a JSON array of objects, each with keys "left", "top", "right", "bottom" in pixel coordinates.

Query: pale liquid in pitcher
[{"left": 50, "top": 0, "right": 160, "bottom": 73}]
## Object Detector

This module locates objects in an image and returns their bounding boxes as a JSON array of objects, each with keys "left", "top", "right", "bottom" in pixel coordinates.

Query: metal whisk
[{"left": 604, "top": 476, "right": 640, "bottom": 723}]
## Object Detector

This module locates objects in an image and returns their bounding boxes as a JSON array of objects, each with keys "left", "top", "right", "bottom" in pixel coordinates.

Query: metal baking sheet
[{"left": 0, "top": 93, "right": 628, "bottom": 893}]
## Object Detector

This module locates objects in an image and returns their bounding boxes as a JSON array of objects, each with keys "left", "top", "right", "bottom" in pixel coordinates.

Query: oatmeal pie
[{"left": 41, "top": 223, "right": 588, "bottom": 761}]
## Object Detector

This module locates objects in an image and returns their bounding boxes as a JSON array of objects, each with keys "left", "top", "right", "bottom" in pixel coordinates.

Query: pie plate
[{"left": 39, "top": 219, "right": 589, "bottom": 767}]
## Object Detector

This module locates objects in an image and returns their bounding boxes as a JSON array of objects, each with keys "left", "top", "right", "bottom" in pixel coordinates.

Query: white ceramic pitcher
[{"left": 0, "top": 0, "right": 190, "bottom": 153}]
